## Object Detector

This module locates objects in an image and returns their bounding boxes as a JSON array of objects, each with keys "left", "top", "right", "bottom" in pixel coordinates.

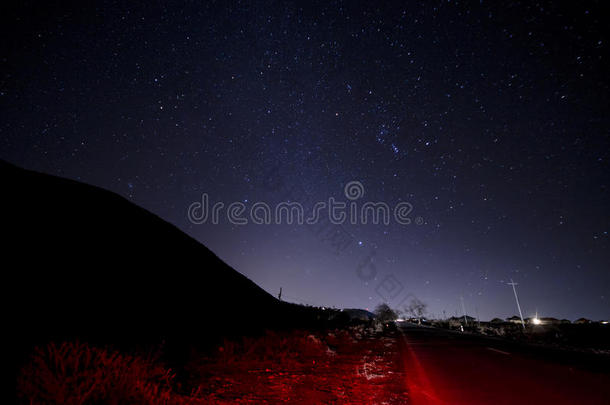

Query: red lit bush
[{"left": 17, "top": 341, "right": 203, "bottom": 405}]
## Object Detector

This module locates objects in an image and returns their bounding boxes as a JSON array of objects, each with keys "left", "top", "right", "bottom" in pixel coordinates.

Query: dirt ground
[{"left": 17, "top": 325, "right": 408, "bottom": 404}]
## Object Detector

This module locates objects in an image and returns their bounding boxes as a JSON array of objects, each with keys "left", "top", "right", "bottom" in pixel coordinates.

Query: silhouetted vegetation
[
  {"left": 18, "top": 327, "right": 408, "bottom": 404},
  {"left": 374, "top": 303, "right": 398, "bottom": 323},
  {"left": 404, "top": 298, "right": 427, "bottom": 324}
]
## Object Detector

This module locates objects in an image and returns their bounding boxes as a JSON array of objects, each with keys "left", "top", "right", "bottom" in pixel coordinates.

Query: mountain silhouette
[{"left": 3, "top": 160, "right": 298, "bottom": 357}]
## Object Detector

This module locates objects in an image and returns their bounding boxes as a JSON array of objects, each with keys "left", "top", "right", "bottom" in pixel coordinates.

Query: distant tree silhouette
[
  {"left": 374, "top": 303, "right": 398, "bottom": 322},
  {"left": 406, "top": 298, "right": 427, "bottom": 324}
]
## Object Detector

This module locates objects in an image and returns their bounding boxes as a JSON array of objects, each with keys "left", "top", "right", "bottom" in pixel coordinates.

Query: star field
[{"left": 1, "top": 0, "right": 608, "bottom": 320}]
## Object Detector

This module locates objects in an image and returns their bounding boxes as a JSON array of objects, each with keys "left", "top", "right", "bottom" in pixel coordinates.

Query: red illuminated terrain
[
  {"left": 17, "top": 326, "right": 408, "bottom": 404},
  {"left": 399, "top": 324, "right": 610, "bottom": 405},
  {"left": 18, "top": 324, "right": 610, "bottom": 404}
]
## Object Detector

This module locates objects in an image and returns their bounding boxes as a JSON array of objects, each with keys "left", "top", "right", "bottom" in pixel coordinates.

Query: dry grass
[
  {"left": 17, "top": 341, "right": 204, "bottom": 405},
  {"left": 17, "top": 326, "right": 407, "bottom": 404},
  {"left": 187, "top": 327, "right": 407, "bottom": 404}
]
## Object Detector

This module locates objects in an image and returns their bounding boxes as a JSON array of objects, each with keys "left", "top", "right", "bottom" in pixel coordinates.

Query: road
[{"left": 398, "top": 324, "right": 610, "bottom": 405}]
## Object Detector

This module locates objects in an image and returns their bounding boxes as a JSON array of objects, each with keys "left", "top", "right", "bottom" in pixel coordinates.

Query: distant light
[
  {"left": 601, "top": 321, "right": 609, "bottom": 325},
  {"left": 532, "top": 317, "right": 542, "bottom": 325}
]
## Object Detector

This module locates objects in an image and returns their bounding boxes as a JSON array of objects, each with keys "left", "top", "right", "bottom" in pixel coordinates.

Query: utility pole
[
  {"left": 278, "top": 287, "right": 282, "bottom": 301},
  {"left": 508, "top": 279, "right": 525, "bottom": 329},
  {"left": 460, "top": 296, "right": 468, "bottom": 326}
]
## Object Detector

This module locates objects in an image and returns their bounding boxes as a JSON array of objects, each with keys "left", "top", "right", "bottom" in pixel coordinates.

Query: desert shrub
[
  {"left": 17, "top": 341, "right": 203, "bottom": 405},
  {"left": 200, "top": 330, "right": 329, "bottom": 371}
]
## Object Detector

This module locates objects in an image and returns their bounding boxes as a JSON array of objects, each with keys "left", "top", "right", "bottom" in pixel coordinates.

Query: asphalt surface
[{"left": 398, "top": 324, "right": 610, "bottom": 405}]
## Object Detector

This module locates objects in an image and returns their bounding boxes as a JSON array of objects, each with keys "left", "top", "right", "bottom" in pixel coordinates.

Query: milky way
[{"left": 1, "top": 1, "right": 608, "bottom": 320}]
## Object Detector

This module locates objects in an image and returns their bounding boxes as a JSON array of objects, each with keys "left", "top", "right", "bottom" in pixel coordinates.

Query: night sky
[{"left": 2, "top": 1, "right": 608, "bottom": 321}]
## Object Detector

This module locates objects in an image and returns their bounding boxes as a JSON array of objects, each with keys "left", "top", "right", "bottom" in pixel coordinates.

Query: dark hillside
[{"left": 3, "top": 160, "right": 285, "bottom": 356}]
